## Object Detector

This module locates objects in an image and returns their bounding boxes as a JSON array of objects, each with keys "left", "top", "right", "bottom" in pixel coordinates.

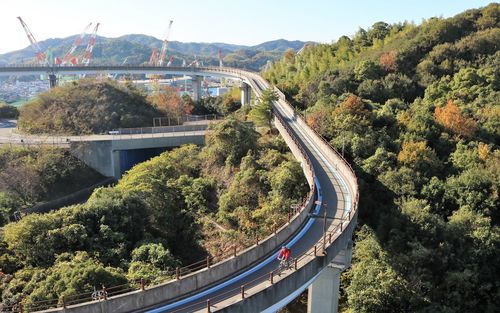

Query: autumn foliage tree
[
  {"left": 434, "top": 100, "right": 477, "bottom": 138},
  {"left": 379, "top": 50, "right": 398, "bottom": 72},
  {"left": 148, "top": 86, "right": 193, "bottom": 120},
  {"left": 397, "top": 141, "right": 442, "bottom": 175}
]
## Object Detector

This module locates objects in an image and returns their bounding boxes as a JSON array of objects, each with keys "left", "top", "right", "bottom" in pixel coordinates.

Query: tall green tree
[{"left": 249, "top": 88, "right": 278, "bottom": 131}]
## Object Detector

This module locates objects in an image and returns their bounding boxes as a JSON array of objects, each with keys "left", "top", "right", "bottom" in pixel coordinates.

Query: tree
[
  {"left": 476, "top": 3, "right": 500, "bottom": 30},
  {"left": 379, "top": 50, "right": 398, "bottom": 72},
  {"left": 0, "top": 103, "right": 19, "bottom": 119},
  {"left": 128, "top": 243, "right": 180, "bottom": 283},
  {"left": 435, "top": 100, "right": 477, "bottom": 139},
  {"left": 397, "top": 141, "right": 442, "bottom": 176},
  {"left": 367, "top": 21, "right": 391, "bottom": 42},
  {"left": 354, "top": 60, "right": 382, "bottom": 80},
  {"left": 148, "top": 85, "right": 193, "bottom": 120},
  {"left": 346, "top": 226, "right": 413, "bottom": 313},
  {"left": 362, "top": 147, "right": 396, "bottom": 176},
  {"left": 203, "top": 118, "right": 258, "bottom": 167},
  {"left": 249, "top": 88, "right": 278, "bottom": 131},
  {"left": 26, "top": 252, "right": 127, "bottom": 305}
]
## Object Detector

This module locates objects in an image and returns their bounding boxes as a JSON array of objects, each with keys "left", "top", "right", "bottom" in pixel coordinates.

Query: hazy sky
[{"left": 0, "top": 0, "right": 493, "bottom": 54}]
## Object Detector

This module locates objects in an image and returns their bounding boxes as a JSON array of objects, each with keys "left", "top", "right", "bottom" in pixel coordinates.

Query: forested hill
[{"left": 267, "top": 3, "right": 499, "bottom": 313}]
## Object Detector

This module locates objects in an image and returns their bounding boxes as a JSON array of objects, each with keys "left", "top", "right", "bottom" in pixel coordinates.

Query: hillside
[
  {"left": 0, "top": 118, "right": 308, "bottom": 308},
  {"left": 0, "top": 36, "right": 310, "bottom": 70},
  {"left": 0, "top": 146, "right": 105, "bottom": 226},
  {"left": 266, "top": 3, "right": 499, "bottom": 312},
  {"left": 17, "top": 78, "right": 161, "bottom": 134}
]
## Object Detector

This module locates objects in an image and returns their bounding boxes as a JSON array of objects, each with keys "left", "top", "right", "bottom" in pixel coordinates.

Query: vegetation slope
[
  {"left": 267, "top": 3, "right": 499, "bottom": 312},
  {"left": 0, "top": 146, "right": 104, "bottom": 227},
  {"left": 17, "top": 79, "right": 161, "bottom": 135},
  {"left": 0, "top": 116, "right": 308, "bottom": 309}
]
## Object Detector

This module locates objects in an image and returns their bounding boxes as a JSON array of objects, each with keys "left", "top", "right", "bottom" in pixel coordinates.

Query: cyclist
[{"left": 277, "top": 246, "right": 291, "bottom": 263}]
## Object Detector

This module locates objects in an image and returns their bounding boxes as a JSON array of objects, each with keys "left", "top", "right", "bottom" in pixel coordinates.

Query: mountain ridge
[{"left": 0, "top": 35, "right": 312, "bottom": 70}]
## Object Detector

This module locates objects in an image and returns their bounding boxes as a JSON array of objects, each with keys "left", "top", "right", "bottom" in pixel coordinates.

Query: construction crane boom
[
  {"left": 61, "top": 22, "right": 92, "bottom": 65},
  {"left": 158, "top": 20, "right": 173, "bottom": 66},
  {"left": 16, "top": 16, "right": 47, "bottom": 65},
  {"left": 166, "top": 55, "right": 174, "bottom": 66},
  {"left": 218, "top": 49, "right": 223, "bottom": 67},
  {"left": 149, "top": 48, "right": 159, "bottom": 66},
  {"left": 81, "top": 23, "right": 100, "bottom": 66}
]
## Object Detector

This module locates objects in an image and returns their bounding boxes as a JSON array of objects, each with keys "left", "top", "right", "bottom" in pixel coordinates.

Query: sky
[{"left": 0, "top": 0, "right": 494, "bottom": 54}]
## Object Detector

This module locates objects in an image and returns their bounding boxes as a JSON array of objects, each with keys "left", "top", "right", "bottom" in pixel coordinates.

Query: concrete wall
[
  {"left": 71, "top": 141, "right": 114, "bottom": 177},
  {"left": 70, "top": 134, "right": 206, "bottom": 178}
]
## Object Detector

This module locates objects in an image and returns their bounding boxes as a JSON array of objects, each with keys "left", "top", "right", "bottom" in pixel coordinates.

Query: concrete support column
[
  {"left": 307, "top": 241, "right": 353, "bottom": 313},
  {"left": 307, "top": 265, "right": 341, "bottom": 313},
  {"left": 240, "top": 82, "right": 251, "bottom": 107},
  {"left": 192, "top": 75, "right": 203, "bottom": 102},
  {"left": 112, "top": 150, "right": 121, "bottom": 179},
  {"left": 49, "top": 74, "right": 58, "bottom": 88}
]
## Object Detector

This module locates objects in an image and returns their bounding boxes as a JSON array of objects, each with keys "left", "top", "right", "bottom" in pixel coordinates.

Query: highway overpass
[
  {"left": 0, "top": 65, "right": 252, "bottom": 104},
  {"left": 2, "top": 66, "right": 359, "bottom": 313}
]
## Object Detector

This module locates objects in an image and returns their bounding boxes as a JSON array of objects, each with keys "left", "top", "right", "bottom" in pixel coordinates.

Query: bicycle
[
  {"left": 277, "top": 257, "right": 294, "bottom": 275},
  {"left": 91, "top": 289, "right": 107, "bottom": 301}
]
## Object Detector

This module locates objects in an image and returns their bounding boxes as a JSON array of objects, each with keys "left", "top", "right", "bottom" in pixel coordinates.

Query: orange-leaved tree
[
  {"left": 148, "top": 86, "right": 193, "bottom": 120},
  {"left": 434, "top": 100, "right": 477, "bottom": 138},
  {"left": 379, "top": 50, "right": 397, "bottom": 72}
]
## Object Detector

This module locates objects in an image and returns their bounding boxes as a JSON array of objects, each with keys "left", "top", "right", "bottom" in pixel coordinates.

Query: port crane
[
  {"left": 149, "top": 20, "right": 173, "bottom": 66},
  {"left": 58, "top": 23, "right": 93, "bottom": 65},
  {"left": 81, "top": 23, "right": 100, "bottom": 66},
  {"left": 16, "top": 17, "right": 47, "bottom": 65}
]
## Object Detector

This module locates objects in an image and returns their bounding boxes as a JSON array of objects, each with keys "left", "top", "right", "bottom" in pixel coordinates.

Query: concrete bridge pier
[
  {"left": 192, "top": 75, "right": 203, "bottom": 102},
  {"left": 240, "top": 82, "right": 251, "bottom": 107},
  {"left": 49, "top": 74, "right": 58, "bottom": 88},
  {"left": 307, "top": 241, "right": 353, "bottom": 313}
]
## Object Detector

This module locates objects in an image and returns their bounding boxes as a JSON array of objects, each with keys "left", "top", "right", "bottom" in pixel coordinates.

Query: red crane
[
  {"left": 158, "top": 20, "right": 173, "bottom": 66},
  {"left": 59, "top": 22, "right": 93, "bottom": 65},
  {"left": 149, "top": 48, "right": 159, "bottom": 65},
  {"left": 16, "top": 16, "right": 47, "bottom": 65},
  {"left": 81, "top": 23, "right": 100, "bottom": 66}
]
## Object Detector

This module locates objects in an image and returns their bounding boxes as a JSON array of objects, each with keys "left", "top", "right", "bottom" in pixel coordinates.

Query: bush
[
  {"left": 17, "top": 79, "right": 160, "bottom": 135},
  {"left": 0, "top": 103, "right": 19, "bottom": 119}
]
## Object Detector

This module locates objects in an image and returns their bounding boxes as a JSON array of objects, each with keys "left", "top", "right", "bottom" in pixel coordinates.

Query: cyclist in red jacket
[{"left": 277, "top": 246, "right": 291, "bottom": 262}]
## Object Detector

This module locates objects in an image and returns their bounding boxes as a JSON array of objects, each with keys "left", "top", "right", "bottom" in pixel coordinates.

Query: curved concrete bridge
[{"left": 2, "top": 66, "right": 359, "bottom": 313}]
